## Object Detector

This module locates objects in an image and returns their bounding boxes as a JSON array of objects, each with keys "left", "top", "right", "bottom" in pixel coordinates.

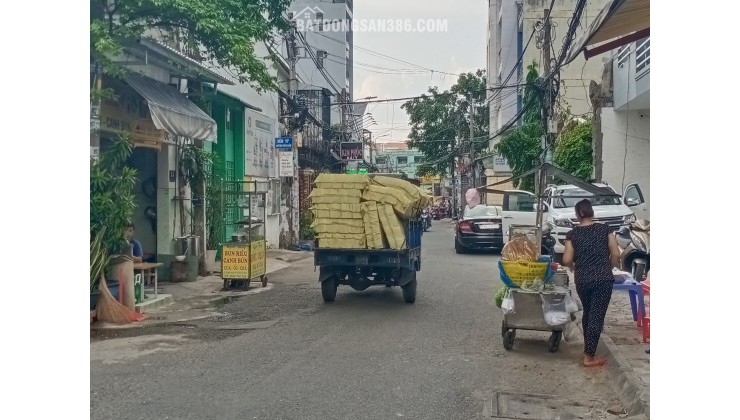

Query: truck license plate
[{"left": 480, "top": 223, "right": 499, "bottom": 230}]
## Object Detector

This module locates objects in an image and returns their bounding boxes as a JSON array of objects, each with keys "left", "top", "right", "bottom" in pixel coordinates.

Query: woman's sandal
[{"left": 583, "top": 357, "right": 608, "bottom": 367}]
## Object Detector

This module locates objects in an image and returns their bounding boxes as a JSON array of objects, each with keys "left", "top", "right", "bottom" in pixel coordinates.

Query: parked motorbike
[
  {"left": 615, "top": 219, "right": 650, "bottom": 281},
  {"left": 431, "top": 206, "right": 442, "bottom": 220},
  {"left": 541, "top": 228, "right": 557, "bottom": 257},
  {"left": 421, "top": 210, "right": 432, "bottom": 231}
]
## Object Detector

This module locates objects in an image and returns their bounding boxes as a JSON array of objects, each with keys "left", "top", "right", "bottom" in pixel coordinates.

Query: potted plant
[
  {"left": 90, "top": 134, "right": 138, "bottom": 309},
  {"left": 299, "top": 210, "right": 316, "bottom": 250},
  {"left": 177, "top": 141, "right": 215, "bottom": 277}
]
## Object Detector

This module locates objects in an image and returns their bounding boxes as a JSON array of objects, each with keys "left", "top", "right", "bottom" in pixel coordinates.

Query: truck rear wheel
[
  {"left": 402, "top": 279, "right": 417, "bottom": 304},
  {"left": 321, "top": 276, "right": 338, "bottom": 303}
]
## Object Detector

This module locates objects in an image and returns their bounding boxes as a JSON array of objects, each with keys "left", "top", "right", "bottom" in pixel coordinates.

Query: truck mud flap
[
  {"left": 397, "top": 267, "right": 417, "bottom": 287},
  {"left": 319, "top": 266, "right": 335, "bottom": 283}
]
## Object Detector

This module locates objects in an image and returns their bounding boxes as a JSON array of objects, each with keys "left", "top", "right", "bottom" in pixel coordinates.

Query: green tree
[
  {"left": 90, "top": 0, "right": 292, "bottom": 91},
  {"left": 493, "top": 63, "right": 544, "bottom": 192},
  {"left": 402, "top": 70, "right": 490, "bottom": 177},
  {"left": 90, "top": 135, "right": 138, "bottom": 290},
  {"left": 554, "top": 119, "right": 593, "bottom": 181}
]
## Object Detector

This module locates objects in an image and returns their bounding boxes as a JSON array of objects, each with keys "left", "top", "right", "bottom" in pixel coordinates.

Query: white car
[{"left": 499, "top": 183, "right": 648, "bottom": 261}]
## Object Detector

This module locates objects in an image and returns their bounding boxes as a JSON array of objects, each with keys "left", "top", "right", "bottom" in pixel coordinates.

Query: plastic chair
[{"left": 612, "top": 282, "right": 646, "bottom": 327}]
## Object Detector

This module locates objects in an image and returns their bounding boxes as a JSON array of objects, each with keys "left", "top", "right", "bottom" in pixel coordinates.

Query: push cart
[
  {"left": 220, "top": 180, "right": 269, "bottom": 290},
  {"left": 501, "top": 270, "right": 578, "bottom": 353}
]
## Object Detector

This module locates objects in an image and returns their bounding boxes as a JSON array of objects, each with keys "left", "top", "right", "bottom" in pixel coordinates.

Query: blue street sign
[{"left": 275, "top": 137, "right": 293, "bottom": 151}]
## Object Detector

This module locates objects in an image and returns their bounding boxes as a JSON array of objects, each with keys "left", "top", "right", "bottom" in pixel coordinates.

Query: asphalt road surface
[{"left": 91, "top": 221, "right": 620, "bottom": 419}]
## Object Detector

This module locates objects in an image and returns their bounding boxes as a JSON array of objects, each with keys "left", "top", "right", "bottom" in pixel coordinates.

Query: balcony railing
[
  {"left": 616, "top": 44, "right": 631, "bottom": 68},
  {"left": 635, "top": 38, "right": 650, "bottom": 74}
]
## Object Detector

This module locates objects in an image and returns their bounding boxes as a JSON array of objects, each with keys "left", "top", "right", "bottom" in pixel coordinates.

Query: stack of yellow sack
[
  {"left": 309, "top": 174, "right": 431, "bottom": 250},
  {"left": 309, "top": 174, "right": 369, "bottom": 249}
]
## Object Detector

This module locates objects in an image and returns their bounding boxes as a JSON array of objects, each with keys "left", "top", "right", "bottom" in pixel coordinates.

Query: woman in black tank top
[{"left": 563, "top": 199, "right": 621, "bottom": 367}]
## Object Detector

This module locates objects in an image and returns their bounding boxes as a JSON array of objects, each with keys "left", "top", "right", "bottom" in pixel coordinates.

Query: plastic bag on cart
[
  {"left": 501, "top": 289, "right": 515, "bottom": 315},
  {"left": 563, "top": 320, "right": 578, "bottom": 342},
  {"left": 565, "top": 292, "right": 579, "bottom": 313},
  {"left": 541, "top": 295, "right": 569, "bottom": 326}
]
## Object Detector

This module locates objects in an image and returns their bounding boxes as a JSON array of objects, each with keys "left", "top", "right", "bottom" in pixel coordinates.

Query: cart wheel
[
  {"left": 501, "top": 320, "right": 507, "bottom": 337},
  {"left": 261, "top": 275, "right": 268, "bottom": 287},
  {"left": 503, "top": 329, "right": 516, "bottom": 350},
  {"left": 222, "top": 280, "right": 229, "bottom": 291},
  {"left": 321, "top": 276, "right": 338, "bottom": 303},
  {"left": 548, "top": 331, "right": 562, "bottom": 353},
  {"left": 242, "top": 280, "right": 251, "bottom": 291}
]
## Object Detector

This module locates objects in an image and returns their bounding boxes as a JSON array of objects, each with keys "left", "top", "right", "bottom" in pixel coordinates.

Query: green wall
[{"left": 211, "top": 94, "right": 245, "bottom": 242}]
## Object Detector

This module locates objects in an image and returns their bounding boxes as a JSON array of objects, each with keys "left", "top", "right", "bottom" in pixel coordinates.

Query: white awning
[
  {"left": 565, "top": 0, "right": 650, "bottom": 64},
  {"left": 124, "top": 75, "right": 217, "bottom": 142}
]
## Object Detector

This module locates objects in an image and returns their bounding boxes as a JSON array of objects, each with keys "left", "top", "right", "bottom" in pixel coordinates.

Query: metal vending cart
[
  {"left": 498, "top": 225, "right": 579, "bottom": 353},
  {"left": 220, "top": 180, "right": 268, "bottom": 290},
  {"left": 500, "top": 270, "right": 576, "bottom": 353}
]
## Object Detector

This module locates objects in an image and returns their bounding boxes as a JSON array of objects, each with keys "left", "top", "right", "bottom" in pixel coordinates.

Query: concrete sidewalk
[
  {"left": 598, "top": 288, "right": 650, "bottom": 418},
  {"left": 92, "top": 249, "right": 314, "bottom": 329},
  {"left": 567, "top": 272, "right": 650, "bottom": 418}
]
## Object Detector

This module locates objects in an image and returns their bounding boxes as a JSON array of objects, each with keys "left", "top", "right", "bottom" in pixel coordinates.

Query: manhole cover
[{"left": 492, "top": 392, "right": 605, "bottom": 419}]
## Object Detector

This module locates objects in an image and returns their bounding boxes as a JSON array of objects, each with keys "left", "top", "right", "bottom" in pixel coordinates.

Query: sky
[{"left": 351, "top": 0, "right": 488, "bottom": 144}]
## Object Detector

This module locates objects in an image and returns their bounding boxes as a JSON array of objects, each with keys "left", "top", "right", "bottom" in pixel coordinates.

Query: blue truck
[{"left": 314, "top": 218, "right": 423, "bottom": 304}]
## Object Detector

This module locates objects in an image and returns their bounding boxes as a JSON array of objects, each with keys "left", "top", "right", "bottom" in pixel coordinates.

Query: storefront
[
  {"left": 99, "top": 72, "right": 219, "bottom": 276},
  {"left": 209, "top": 92, "right": 246, "bottom": 242},
  {"left": 245, "top": 108, "right": 281, "bottom": 248}
]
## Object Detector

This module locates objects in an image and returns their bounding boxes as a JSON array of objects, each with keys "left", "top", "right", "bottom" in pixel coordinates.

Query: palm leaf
[{"left": 90, "top": 227, "right": 108, "bottom": 292}]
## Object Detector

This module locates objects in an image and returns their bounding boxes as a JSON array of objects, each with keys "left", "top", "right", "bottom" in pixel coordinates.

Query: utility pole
[
  {"left": 456, "top": 112, "right": 464, "bottom": 217},
  {"left": 536, "top": 8, "right": 554, "bottom": 246},
  {"left": 449, "top": 137, "right": 456, "bottom": 218},
  {"left": 286, "top": 26, "right": 299, "bottom": 246},
  {"left": 468, "top": 94, "right": 475, "bottom": 188}
]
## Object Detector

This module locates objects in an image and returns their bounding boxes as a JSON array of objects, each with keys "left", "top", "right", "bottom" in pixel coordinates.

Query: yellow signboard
[
  {"left": 421, "top": 175, "right": 440, "bottom": 184},
  {"left": 222, "top": 243, "right": 251, "bottom": 279},
  {"left": 100, "top": 80, "right": 167, "bottom": 146},
  {"left": 250, "top": 240, "right": 266, "bottom": 277}
]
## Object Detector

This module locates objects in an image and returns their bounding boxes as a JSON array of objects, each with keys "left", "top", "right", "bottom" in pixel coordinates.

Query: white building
[
  {"left": 289, "top": 0, "right": 354, "bottom": 127},
  {"left": 564, "top": 0, "right": 650, "bottom": 219},
  {"left": 485, "top": 0, "right": 611, "bottom": 204},
  {"left": 210, "top": 40, "right": 298, "bottom": 248},
  {"left": 600, "top": 40, "right": 650, "bottom": 219}
]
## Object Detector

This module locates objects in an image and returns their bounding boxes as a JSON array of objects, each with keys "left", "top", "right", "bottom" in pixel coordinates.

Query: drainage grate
[{"left": 491, "top": 392, "right": 606, "bottom": 419}]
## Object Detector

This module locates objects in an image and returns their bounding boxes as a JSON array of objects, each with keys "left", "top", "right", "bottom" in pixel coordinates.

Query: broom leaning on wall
[{"left": 91, "top": 228, "right": 146, "bottom": 324}]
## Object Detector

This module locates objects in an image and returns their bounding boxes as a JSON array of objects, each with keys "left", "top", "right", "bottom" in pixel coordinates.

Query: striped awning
[{"left": 124, "top": 74, "right": 217, "bottom": 142}]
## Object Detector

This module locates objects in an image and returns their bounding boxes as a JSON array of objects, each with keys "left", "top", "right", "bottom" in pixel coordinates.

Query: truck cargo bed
[{"left": 313, "top": 220, "right": 422, "bottom": 271}]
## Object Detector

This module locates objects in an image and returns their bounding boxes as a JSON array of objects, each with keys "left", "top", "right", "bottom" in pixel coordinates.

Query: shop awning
[
  {"left": 124, "top": 75, "right": 217, "bottom": 142},
  {"left": 565, "top": 0, "right": 650, "bottom": 64},
  {"left": 476, "top": 163, "right": 619, "bottom": 197}
]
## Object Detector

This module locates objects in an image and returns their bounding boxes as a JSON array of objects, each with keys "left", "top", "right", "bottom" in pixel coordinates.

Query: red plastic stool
[
  {"left": 641, "top": 279, "right": 650, "bottom": 343},
  {"left": 643, "top": 316, "right": 650, "bottom": 343}
]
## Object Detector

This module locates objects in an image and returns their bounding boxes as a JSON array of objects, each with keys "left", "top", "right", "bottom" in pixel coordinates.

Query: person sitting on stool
[{"left": 124, "top": 222, "right": 143, "bottom": 263}]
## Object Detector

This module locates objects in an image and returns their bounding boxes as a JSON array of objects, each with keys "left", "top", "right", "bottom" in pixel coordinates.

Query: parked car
[
  {"left": 454, "top": 205, "right": 504, "bottom": 254},
  {"left": 499, "top": 182, "right": 647, "bottom": 262}
]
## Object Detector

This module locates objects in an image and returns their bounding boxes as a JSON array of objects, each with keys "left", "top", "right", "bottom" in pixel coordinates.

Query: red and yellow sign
[
  {"left": 250, "top": 240, "right": 266, "bottom": 278},
  {"left": 221, "top": 240, "right": 266, "bottom": 279},
  {"left": 221, "top": 243, "right": 250, "bottom": 279}
]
